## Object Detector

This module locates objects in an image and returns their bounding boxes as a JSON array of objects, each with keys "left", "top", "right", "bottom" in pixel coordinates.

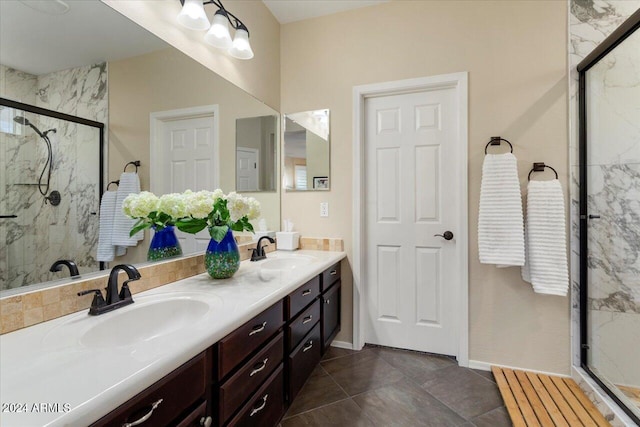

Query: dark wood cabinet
[
  {"left": 225, "top": 365, "right": 285, "bottom": 427},
  {"left": 287, "top": 322, "right": 322, "bottom": 402},
  {"left": 91, "top": 351, "right": 210, "bottom": 427},
  {"left": 218, "top": 332, "right": 284, "bottom": 425},
  {"left": 321, "top": 280, "right": 341, "bottom": 352},
  {"left": 217, "top": 300, "right": 284, "bottom": 379},
  {"left": 91, "top": 258, "right": 342, "bottom": 427},
  {"left": 286, "top": 276, "right": 320, "bottom": 319}
]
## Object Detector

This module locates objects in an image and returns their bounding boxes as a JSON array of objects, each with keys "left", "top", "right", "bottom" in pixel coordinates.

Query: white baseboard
[
  {"left": 330, "top": 340, "right": 354, "bottom": 350},
  {"left": 468, "top": 360, "right": 570, "bottom": 378}
]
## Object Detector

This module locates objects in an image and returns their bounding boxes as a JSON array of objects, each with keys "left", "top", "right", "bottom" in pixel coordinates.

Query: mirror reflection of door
[
  {"left": 235, "top": 115, "right": 277, "bottom": 192},
  {"left": 283, "top": 110, "right": 330, "bottom": 191},
  {"left": 237, "top": 147, "right": 259, "bottom": 191}
]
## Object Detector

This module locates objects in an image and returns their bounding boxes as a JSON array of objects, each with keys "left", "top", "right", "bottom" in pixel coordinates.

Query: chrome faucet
[
  {"left": 49, "top": 260, "right": 79, "bottom": 277},
  {"left": 250, "top": 236, "right": 275, "bottom": 261},
  {"left": 77, "top": 264, "right": 141, "bottom": 315}
]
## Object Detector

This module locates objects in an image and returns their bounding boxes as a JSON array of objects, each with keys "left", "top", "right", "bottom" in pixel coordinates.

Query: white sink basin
[
  {"left": 43, "top": 293, "right": 217, "bottom": 349},
  {"left": 257, "top": 254, "right": 317, "bottom": 281},
  {"left": 260, "top": 255, "right": 316, "bottom": 271},
  {"left": 80, "top": 298, "right": 209, "bottom": 348}
]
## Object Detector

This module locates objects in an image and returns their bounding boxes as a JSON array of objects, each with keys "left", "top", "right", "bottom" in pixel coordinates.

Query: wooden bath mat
[{"left": 491, "top": 366, "right": 611, "bottom": 426}]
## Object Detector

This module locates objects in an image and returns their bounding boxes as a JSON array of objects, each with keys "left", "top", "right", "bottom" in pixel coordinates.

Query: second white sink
[
  {"left": 80, "top": 298, "right": 210, "bottom": 348},
  {"left": 260, "top": 255, "right": 316, "bottom": 271}
]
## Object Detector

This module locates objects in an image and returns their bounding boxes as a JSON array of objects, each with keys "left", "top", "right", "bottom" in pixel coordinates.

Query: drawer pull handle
[
  {"left": 303, "top": 340, "right": 314, "bottom": 352},
  {"left": 122, "top": 398, "right": 163, "bottom": 427},
  {"left": 302, "top": 289, "right": 311, "bottom": 296},
  {"left": 302, "top": 315, "right": 313, "bottom": 324},
  {"left": 250, "top": 358, "right": 269, "bottom": 377},
  {"left": 330, "top": 270, "right": 338, "bottom": 276},
  {"left": 200, "top": 416, "right": 213, "bottom": 427},
  {"left": 250, "top": 394, "right": 269, "bottom": 417},
  {"left": 249, "top": 322, "right": 267, "bottom": 336},
  {"left": 325, "top": 299, "right": 330, "bottom": 304}
]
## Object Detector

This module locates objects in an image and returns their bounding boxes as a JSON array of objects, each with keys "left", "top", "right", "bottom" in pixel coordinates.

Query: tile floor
[{"left": 280, "top": 345, "right": 512, "bottom": 427}]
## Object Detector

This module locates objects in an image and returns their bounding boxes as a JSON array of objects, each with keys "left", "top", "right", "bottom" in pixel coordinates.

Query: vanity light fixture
[{"left": 177, "top": 0, "right": 254, "bottom": 60}]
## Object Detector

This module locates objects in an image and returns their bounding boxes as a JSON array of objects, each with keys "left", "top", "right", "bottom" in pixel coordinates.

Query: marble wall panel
[{"left": 1, "top": 63, "right": 106, "bottom": 290}]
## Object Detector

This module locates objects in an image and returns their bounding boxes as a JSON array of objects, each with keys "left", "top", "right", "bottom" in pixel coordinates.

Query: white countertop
[{"left": 0, "top": 250, "right": 345, "bottom": 427}]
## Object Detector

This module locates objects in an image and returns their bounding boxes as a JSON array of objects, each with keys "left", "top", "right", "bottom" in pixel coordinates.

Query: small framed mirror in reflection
[
  {"left": 283, "top": 109, "right": 330, "bottom": 191},
  {"left": 236, "top": 115, "right": 278, "bottom": 192}
]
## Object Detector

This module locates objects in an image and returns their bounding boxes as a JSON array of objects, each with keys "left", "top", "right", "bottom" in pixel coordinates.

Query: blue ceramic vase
[
  {"left": 147, "top": 225, "right": 182, "bottom": 261},
  {"left": 205, "top": 228, "right": 240, "bottom": 279}
]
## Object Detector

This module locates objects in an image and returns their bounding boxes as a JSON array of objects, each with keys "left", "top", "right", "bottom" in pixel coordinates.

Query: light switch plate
[{"left": 320, "top": 202, "right": 329, "bottom": 217}]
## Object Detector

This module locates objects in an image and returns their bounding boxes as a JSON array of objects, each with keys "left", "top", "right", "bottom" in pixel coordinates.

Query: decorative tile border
[{"left": 1, "top": 237, "right": 342, "bottom": 334}]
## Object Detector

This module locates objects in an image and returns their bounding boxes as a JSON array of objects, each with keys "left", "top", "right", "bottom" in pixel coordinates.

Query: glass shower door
[{"left": 584, "top": 27, "right": 640, "bottom": 418}]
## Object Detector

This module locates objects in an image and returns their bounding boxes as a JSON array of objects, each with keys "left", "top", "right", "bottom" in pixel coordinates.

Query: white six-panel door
[
  {"left": 161, "top": 115, "right": 217, "bottom": 254},
  {"left": 364, "top": 88, "right": 461, "bottom": 356},
  {"left": 236, "top": 147, "right": 259, "bottom": 191}
]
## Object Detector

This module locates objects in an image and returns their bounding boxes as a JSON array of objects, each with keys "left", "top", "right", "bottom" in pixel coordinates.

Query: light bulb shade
[
  {"left": 177, "top": 0, "right": 210, "bottom": 31},
  {"left": 204, "top": 11, "right": 232, "bottom": 49},
  {"left": 228, "top": 28, "right": 254, "bottom": 60}
]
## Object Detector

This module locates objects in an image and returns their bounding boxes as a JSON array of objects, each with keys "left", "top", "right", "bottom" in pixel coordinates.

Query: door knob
[{"left": 434, "top": 231, "right": 454, "bottom": 240}]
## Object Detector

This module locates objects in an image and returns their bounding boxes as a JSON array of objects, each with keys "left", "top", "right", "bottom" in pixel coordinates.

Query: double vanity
[{"left": 0, "top": 250, "right": 344, "bottom": 427}]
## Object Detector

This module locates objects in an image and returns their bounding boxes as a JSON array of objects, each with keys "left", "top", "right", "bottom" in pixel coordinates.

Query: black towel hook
[
  {"left": 484, "top": 136, "right": 513, "bottom": 154},
  {"left": 527, "top": 162, "right": 558, "bottom": 181},
  {"left": 107, "top": 180, "right": 120, "bottom": 190},
  {"left": 124, "top": 160, "right": 141, "bottom": 173}
]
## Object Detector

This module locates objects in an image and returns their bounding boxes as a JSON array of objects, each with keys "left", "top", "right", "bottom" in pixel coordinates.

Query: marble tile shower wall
[
  {"left": 569, "top": 0, "right": 640, "bottom": 419},
  {"left": 0, "top": 63, "right": 106, "bottom": 290}
]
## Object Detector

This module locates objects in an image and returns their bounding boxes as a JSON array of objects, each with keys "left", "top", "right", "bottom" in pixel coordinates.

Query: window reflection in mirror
[
  {"left": 283, "top": 109, "right": 330, "bottom": 191},
  {"left": 236, "top": 115, "right": 278, "bottom": 192}
]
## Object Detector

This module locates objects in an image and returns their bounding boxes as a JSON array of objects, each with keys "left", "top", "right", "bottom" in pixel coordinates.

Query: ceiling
[
  {"left": 262, "top": 0, "right": 389, "bottom": 24},
  {"left": 0, "top": 0, "right": 166, "bottom": 76}
]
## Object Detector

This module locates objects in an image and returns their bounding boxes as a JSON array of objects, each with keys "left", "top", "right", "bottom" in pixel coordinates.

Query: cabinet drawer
[
  {"left": 321, "top": 281, "right": 341, "bottom": 352},
  {"left": 175, "top": 401, "right": 210, "bottom": 427},
  {"left": 286, "top": 276, "right": 320, "bottom": 319},
  {"left": 225, "top": 364, "right": 284, "bottom": 427},
  {"left": 218, "top": 300, "right": 284, "bottom": 379},
  {"left": 288, "top": 322, "right": 322, "bottom": 402},
  {"left": 321, "top": 262, "right": 341, "bottom": 291},
  {"left": 287, "top": 299, "right": 320, "bottom": 352},
  {"left": 91, "top": 352, "right": 207, "bottom": 427},
  {"left": 219, "top": 332, "right": 284, "bottom": 424}
]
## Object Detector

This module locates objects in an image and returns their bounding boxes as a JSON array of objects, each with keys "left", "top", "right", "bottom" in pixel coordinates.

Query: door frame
[
  {"left": 149, "top": 104, "right": 220, "bottom": 193},
  {"left": 352, "top": 73, "right": 469, "bottom": 366}
]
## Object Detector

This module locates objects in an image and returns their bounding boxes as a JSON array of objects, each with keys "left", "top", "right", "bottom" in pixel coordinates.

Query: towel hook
[
  {"left": 484, "top": 136, "right": 513, "bottom": 154},
  {"left": 107, "top": 180, "right": 120, "bottom": 190},
  {"left": 527, "top": 162, "right": 558, "bottom": 181},
  {"left": 124, "top": 160, "right": 141, "bottom": 173}
]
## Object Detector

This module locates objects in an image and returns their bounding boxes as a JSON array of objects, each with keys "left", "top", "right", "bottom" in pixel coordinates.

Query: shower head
[{"left": 13, "top": 115, "right": 45, "bottom": 138}]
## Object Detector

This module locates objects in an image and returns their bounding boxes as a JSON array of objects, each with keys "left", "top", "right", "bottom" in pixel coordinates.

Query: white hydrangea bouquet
[{"left": 123, "top": 189, "right": 261, "bottom": 242}]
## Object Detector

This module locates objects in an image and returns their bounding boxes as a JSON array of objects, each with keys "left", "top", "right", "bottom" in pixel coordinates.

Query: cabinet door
[
  {"left": 175, "top": 401, "right": 211, "bottom": 427},
  {"left": 321, "top": 281, "right": 341, "bottom": 352},
  {"left": 288, "top": 323, "right": 322, "bottom": 403}
]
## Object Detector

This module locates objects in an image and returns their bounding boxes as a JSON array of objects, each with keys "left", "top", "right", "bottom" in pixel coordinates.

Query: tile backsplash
[{"left": 0, "top": 237, "right": 343, "bottom": 334}]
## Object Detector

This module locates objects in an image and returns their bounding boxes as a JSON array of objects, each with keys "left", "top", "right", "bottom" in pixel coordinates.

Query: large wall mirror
[
  {"left": 0, "top": 0, "right": 280, "bottom": 295},
  {"left": 283, "top": 109, "right": 330, "bottom": 191}
]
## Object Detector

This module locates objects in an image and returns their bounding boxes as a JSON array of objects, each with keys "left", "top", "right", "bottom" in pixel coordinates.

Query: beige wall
[
  {"left": 281, "top": 1, "right": 570, "bottom": 374},
  {"left": 102, "top": 0, "right": 280, "bottom": 110},
  {"left": 109, "top": 47, "right": 279, "bottom": 264}
]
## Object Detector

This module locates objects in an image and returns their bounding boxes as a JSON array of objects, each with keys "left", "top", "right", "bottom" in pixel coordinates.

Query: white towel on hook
[
  {"left": 478, "top": 153, "right": 525, "bottom": 266},
  {"left": 97, "top": 191, "right": 126, "bottom": 262},
  {"left": 111, "top": 172, "right": 142, "bottom": 247},
  {"left": 521, "top": 179, "right": 569, "bottom": 296}
]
